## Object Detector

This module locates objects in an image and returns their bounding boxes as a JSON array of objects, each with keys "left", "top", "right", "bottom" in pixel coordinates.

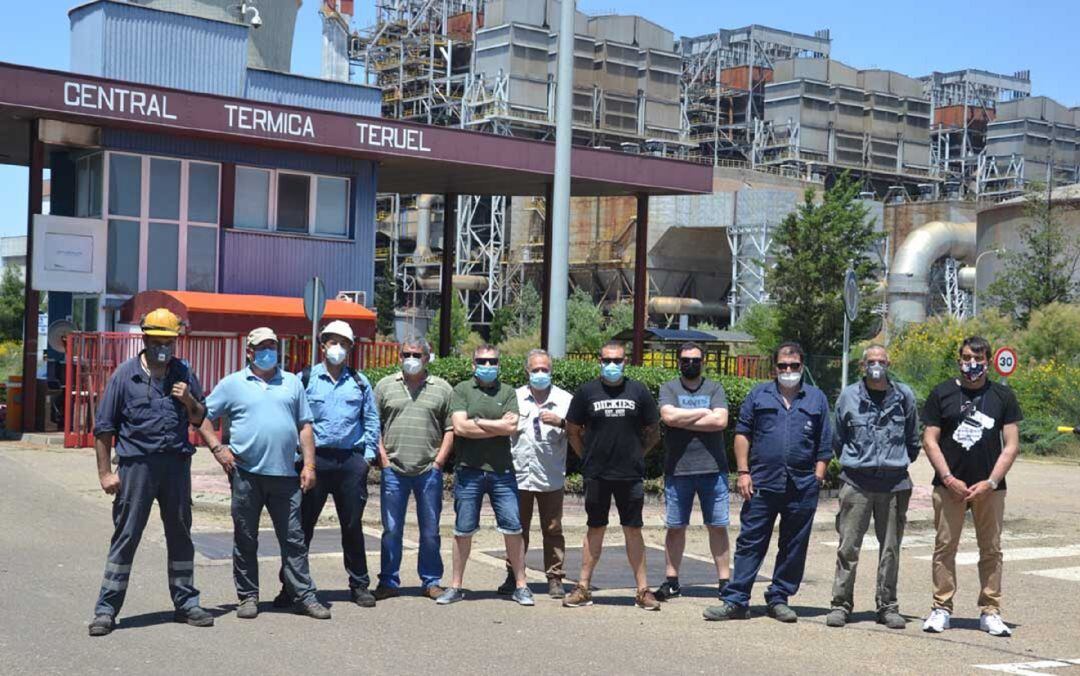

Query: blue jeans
[
  {"left": 378, "top": 466, "right": 444, "bottom": 590},
  {"left": 722, "top": 477, "right": 818, "bottom": 609},
  {"left": 452, "top": 466, "right": 522, "bottom": 537},
  {"left": 664, "top": 473, "right": 731, "bottom": 528}
]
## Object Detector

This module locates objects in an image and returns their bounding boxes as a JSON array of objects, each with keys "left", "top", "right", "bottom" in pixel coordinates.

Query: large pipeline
[
  {"left": 648, "top": 296, "right": 727, "bottom": 316},
  {"left": 414, "top": 194, "right": 435, "bottom": 259},
  {"left": 887, "top": 220, "right": 976, "bottom": 325}
]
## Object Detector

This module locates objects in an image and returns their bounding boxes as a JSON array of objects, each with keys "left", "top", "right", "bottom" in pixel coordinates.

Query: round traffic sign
[
  {"left": 843, "top": 268, "right": 860, "bottom": 322},
  {"left": 993, "top": 346, "right": 1018, "bottom": 377}
]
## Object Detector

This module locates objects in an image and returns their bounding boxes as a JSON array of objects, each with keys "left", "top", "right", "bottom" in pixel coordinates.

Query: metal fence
[{"left": 63, "top": 333, "right": 400, "bottom": 448}]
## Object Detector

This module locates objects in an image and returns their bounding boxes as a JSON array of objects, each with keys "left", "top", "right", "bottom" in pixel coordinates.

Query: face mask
[
  {"left": 529, "top": 371, "right": 552, "bottom": 390},
  {"left": 402, "top": 357, "right": 423, "bottom": 376},
  {"left": 777, "top": 371, "right": 802, "bottom": 388},
  {"left": 146, "top": 343, "right": 174, "bottom": 365},
  {"left": 252, "top": 348, "right": 278, "bottom": 371},
  {"left": 960, "top": 360, "right": 986, "bottom": 382},
  {"left": 866, "top": 363, "right": 887, "bottom": 381},
  {"left": 325, "top": 344, "right": 348, "bottom": 366},
  {"left": 680, "top": 363, "right": 702, "bottom": 380},
  {"left": 601, "top": 362, "right": 624, "bottom": 383},
  {"left": 474, "top": 364, "right": 499, "bottom": 384}
]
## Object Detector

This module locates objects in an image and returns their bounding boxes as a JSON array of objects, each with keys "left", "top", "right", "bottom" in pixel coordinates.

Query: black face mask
[
  {"left": 680, "top": 363, "right": 702, "bottom": 380},
  {"left": 146, "top": 343, "right": 175, "bottom": 365}
]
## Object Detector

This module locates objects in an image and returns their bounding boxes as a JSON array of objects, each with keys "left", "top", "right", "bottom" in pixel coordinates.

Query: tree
[
  {"left": 733, "top": 303, "right": 782, "bottom": 356},
  {"left": 566, "top": 288, "right": 606, "bottom": 354},
  {"left": 426, "top": 292, "right": 471, "bottom": 355},
  {"left": 373, "top": 276, "right": 397, "bottom": 337},
  {"left": 766, "top": 173, "right": 882, "bottom": 356},
  {"left": 490, "top": 282, "right": 541, "bottom": 344},
  {"left": 985, "top": 186, "right": 1080, "bottom": 325},
  {"left": 0, "top": 265, "right": 25, "bottom": 341}
]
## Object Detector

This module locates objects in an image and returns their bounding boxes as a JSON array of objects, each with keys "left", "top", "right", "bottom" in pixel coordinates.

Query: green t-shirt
[{"left": 450, "top": 379, "right": 519, "bottom": 473}]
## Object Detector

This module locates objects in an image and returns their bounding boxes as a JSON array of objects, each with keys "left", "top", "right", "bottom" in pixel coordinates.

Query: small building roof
[{"left": 612, "top": 327, "right": 720, "bottom": 342}]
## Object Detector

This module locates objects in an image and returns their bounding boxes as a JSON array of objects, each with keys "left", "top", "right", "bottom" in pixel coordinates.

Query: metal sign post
[
  {"left": 842, "top": 267, "right": 860, "bottom": 389},
  {"left": 303, "top": 276, "right": 327, "bottom": 368}
]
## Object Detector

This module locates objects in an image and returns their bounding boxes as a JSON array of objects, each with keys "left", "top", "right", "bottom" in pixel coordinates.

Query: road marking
[
  {"left": 916, "top": 545, "right": 1080, "bottom": 565},
  {"left": 1024, "top": 566, "right": 1080, "bottom": 582},
  {"left": 820, "top": 531, "right": 1055, "bottom": 552},
  {"left": 973, "top": 658, "right": 1080, "bottom": 674}
]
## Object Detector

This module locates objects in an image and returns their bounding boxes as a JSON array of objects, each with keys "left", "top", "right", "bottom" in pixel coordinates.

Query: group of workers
[{"left": 86, "top": 307, "right": 1021, "bottom": 641}]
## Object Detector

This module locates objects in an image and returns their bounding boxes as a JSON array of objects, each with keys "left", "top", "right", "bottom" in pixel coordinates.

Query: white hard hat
[{"left": 320, "top": 319, "right": 355, "bottom": 344}]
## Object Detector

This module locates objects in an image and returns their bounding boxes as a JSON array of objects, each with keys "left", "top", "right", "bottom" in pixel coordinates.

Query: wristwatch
[{"left": 987, "top": 477, "right": 999, "bottom": 490}]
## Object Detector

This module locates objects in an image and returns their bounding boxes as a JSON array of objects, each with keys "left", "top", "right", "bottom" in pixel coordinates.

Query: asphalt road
[{"left": 2, "top": 443, "right": 1080, "bottom": 675}]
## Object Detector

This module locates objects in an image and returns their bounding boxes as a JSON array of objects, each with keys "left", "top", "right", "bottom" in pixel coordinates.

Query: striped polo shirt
[{"left": 374, "top": 371, "right": 454, "bottom": 476}]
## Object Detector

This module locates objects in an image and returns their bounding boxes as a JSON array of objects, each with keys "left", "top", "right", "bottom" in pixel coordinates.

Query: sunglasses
[
  {"left": 600, "top": 357, "right": 625, "bottom": 365},
  {"left": 475, "top": 357, "right": 499, "bottom": 366},
  {"left": 776, "top": 362, "right": 802, "bottom": 371},
  {"left": 529, "top": 367, "right": 551, "bottom": 374},
  {"left": 401, "top": 352, "right": 424, "bottom": 359},
  {"left": 679, "top": 357, "right": 702, "bottom": 364}
]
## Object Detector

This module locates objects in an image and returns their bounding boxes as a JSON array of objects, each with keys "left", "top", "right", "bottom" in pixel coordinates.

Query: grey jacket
[{"left": 833, "top": 379, "right": 921, "bottom": 470}]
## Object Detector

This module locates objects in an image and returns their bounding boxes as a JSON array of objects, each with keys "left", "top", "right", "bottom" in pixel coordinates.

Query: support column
[
  {"left": 632, "top": 192, "right": 649, "bottom": 366},
  {"left": 546, "top": 0, "right": 575, "bottom": 358},
  {"left": 21, "top": 121, "right": 44, "bottom": 432},
  {"left": 540, "top": 182, "right": 553, "bottom": 350},
  {"left": 439, "top": 193, "right": 457, "bottom": 357}
]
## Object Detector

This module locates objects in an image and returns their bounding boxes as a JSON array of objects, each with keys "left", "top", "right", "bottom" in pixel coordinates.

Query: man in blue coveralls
[
  {"left": 88, "top": 308, "right": 214, "bottom": 637},
  {"left": 273, "top": 320, "right": 381, "bottom": 608},
  {"left": 703, "top": 341, "right": 833, "bottom": 623},
  {"left": 199, "top": 327, "right": 331, "bottom": 621}
]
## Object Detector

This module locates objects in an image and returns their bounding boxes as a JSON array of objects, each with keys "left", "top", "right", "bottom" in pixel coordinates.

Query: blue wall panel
[
  {"left": 69, "top": 1, "right": 248, "bottom": 97},
  {"left": 245, "top": 69, "right": 381, "bottom": 117},
  {"left": 220, "top": 230, "right": 365, "bottom": 299}
]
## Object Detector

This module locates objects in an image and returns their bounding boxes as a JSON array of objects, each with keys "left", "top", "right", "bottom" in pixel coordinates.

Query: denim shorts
[
  {"left": 453, "top": 466, "right": 522, "bottom": 537},
  {"left": 664, "top": 473, "right": 730, "bottom": 528}
]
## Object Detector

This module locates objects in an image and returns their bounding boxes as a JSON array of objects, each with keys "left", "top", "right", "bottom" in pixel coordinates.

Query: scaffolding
[
  {"left": 726, "top": 220, "right": 773, "bottom": 327},
  {"left": 920, "top": 69, "right": 1031, "bottom": 199}
]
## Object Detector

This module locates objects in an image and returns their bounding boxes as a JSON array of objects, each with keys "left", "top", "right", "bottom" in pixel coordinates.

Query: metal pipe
[
  {"left": 632, "top": 193, "right": 649, "bottom": 366},
  {"left": 971, "top": 248, "right": 1003, "bottom": 316},
  {"left": 647, "top": 296, "right": 727, "bottom": 315},
  {"left": 541, "top": 182, "right": 554, "bottom": 350},
  {"left": 414, "top": 194, "right": 435, "bottom": 258},
  {"left": 439, "top": 193, "right": 457, "bottom": 357},
  {"left": 417, "top": 274, "right": 487, "bottom": 291},
  {"left": 546, "top": 0, "right": 575, "bottom": 358},
  {"left": 886, "top": 220, "right": 976, "bottom": 326}
]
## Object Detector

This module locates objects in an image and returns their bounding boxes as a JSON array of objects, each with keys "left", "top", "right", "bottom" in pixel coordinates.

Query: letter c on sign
[{"left": 64, "top": 82, "right": 80, "bottom": 106}]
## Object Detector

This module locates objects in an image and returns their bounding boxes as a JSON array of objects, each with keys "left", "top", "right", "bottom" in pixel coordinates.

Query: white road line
[
  {"left": 915, "top": 545, "right": 1080, "bottom": 565},
  {"left": 820, "top": 531, "right": 1055, "bottom": 552},
  {"left": 973, "top": 658, "right": 1080, "bottom": 674},
  {"left": 1024, "top": 566, "right": 1080, "bottom": 582}
]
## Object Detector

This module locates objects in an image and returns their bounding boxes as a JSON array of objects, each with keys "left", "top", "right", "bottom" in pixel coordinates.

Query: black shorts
[{"left": 584, "top": 478, "right": 645, "bottom": 528}]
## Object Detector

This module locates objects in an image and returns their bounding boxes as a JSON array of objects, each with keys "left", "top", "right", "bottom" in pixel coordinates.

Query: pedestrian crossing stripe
[
  {"left": 915, "top": 545, "right": 1080, "bottom": 565},
  {"left": 973, "top": 658, "right": 1080, "bottom": 674},
  {"left": 1024, "top": 567, "right": 1080, "bottom": 582}
]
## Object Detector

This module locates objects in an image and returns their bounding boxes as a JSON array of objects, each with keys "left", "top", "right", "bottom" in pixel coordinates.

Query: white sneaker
[
  {"left": 922, "top": 608, "right": 951, "bottom": 633},
  {"left": 980, "top": 613, "right": 1013, "bottom": 637}
]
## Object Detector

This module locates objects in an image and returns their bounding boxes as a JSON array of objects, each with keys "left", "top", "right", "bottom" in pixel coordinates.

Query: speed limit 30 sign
[{"left": 993, "top": 346, "right": 1018, "bottom": 377}]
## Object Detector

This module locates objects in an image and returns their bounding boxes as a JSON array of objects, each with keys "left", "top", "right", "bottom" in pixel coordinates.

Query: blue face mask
[
  {"left": 252, "top": 348, "right": 278, "bottom": 370},
  {"left": 475, "top": 364, "right": 499, "bottom": 384},
  {"left": 601, "top": 362, "right": 624, "bottom": 383},
  {"left": 529, "top": 370, "right": 552, "bottom": 390}
]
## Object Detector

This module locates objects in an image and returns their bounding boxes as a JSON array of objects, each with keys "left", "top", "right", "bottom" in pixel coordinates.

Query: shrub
[{"left": 1020, "top": 303, "right": 1080, "bottom": 365}]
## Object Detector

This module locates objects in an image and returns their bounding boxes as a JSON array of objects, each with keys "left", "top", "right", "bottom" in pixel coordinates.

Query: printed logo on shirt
[
  {"left": 592, "top": 399, "right": 637, "bottom": 418},
  {"left": 678, "top": 394, "right": 711, "bottom": 409},
  {"left": 952, "top": 398, "right": 996, "bottom": 450}
]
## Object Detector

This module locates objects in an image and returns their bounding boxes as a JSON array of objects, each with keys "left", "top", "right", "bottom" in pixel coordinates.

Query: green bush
[{"left": 1020, "top": 303, "right": 1080, "bottom": 365}]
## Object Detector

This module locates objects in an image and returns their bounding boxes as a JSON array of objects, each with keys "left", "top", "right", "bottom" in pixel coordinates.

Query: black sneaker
[
  {"left": 272, "top": 587, "right": 292, "bottom": 608},
  {"left": 655, "top": 580, "right": 681, "bottom": 602},
  {"left": 174, "top": 606, "right": 214, "bottom": 627},
  {"left": 352, "top": 588, "right": 376, "bottom": 608},
  {"left": 497, "top": 571, "right": 517, "bottom": 596},
  {"left": 88, "top": 614, "right": 115, "bottom": 637},
  {"left": 703, "top": 602, "right": 749, "bottom": 621}
]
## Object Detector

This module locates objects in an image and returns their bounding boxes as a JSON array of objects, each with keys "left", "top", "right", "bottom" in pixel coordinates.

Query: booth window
[
  {"left": 233, "top": 166, "right": 349, "bottom": 238},
  {"left": 75, "top": 153, "right": 103, "bottom": 218}
]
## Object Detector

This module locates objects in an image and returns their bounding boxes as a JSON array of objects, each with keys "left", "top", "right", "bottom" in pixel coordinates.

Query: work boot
[
  {"left": 88, "top": 614, "right": 115, "bottom": 637},
  {"left": 548, "top": 579, "right": 566, "bottom": 599},
  {"left": 702, "top": 602, "right": 749, "bottom": 621},
  {"left": 174, "top": 606, "right": 214, "bottom": 627},
  {"left": 878, "top": 609, "right": 907, "bottom": 630},
  {"left": 826, "top": 609, "right": 847, "bottom": 628},
  {"left": 767, "top": 603, "right": 798, "bottom": 623},
  {"left": 272, "top": 587, "right": 292, "bottom": 608},
  {"left": 295, "top": 599, "right": 332, "bottom": 620},
  {"left": 424, "top": 585, "right": 446, "bottom": 600},
  {"left": 635, "top": 589, "right": 661, "bottom": 611},
  {"left": 352, "top": 587, "right": 376, "bottom": 608},
  {"left": 236, "top": 597, "right": 259, "bottom": 620},
  {"left": 373, "top": 584, "right": 399, "bottom": 601},
  {"left": 562, "top": 584, "right": 593, "bottom": 608},
  {"left": 497, "top": 570, "right": 517, "bottom": 595},
  {"left": 655, "top": 579, "right": 681, "bottom": 602}
]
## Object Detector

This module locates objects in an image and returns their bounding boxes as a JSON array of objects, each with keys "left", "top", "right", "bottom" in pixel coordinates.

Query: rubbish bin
[{"left": 5, "top": 375, "right": 22, "bottom": 433}]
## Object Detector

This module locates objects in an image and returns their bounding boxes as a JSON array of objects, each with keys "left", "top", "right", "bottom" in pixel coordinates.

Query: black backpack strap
[{"left": 301, "top": 366, "right": 312, "bottom": 390}]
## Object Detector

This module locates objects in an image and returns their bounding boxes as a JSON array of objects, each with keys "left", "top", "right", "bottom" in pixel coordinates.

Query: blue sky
[{"left": 2, "top": 0, "right": 1078, "bottom": 237}]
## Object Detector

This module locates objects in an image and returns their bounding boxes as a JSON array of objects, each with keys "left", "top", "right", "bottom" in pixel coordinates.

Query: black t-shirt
[
  {"left": 921, "top": 380, "right": 1022, "bottom": 490},
  {"left": 566, "top": 378, "right": 660, "bottom": 481}
]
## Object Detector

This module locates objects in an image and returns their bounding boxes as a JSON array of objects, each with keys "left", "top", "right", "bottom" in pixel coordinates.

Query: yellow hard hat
[{"left": 141, "top": 308, "right": 183, "bottom": 337}]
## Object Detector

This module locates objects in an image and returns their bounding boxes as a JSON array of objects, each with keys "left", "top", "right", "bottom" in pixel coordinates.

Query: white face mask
[
  {"left": 777, "top": 371, "right": 802, "bottom": 388},
  {"left": 866, "top": 363, "right": 887, "bottom": 381},
  {"left": 325, "top": 344, "right": 348, "bottom": 366},
  {"left": 402, "top": 357, "right": 423, "bottom": 376}
]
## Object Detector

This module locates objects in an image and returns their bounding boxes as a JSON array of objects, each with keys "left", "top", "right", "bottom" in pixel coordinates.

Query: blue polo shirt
[
  {"left": 303, "top": 363, "right": 380, "bottom": 461},
  {"left": 94, "top": 355, "right": 204, "bottom": 458},
  {"left": 735, "top": 380, "right": 833, "bottom": 493},
  {"left": 205, "top": 366, "right": 313, "bottom": 477}
]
